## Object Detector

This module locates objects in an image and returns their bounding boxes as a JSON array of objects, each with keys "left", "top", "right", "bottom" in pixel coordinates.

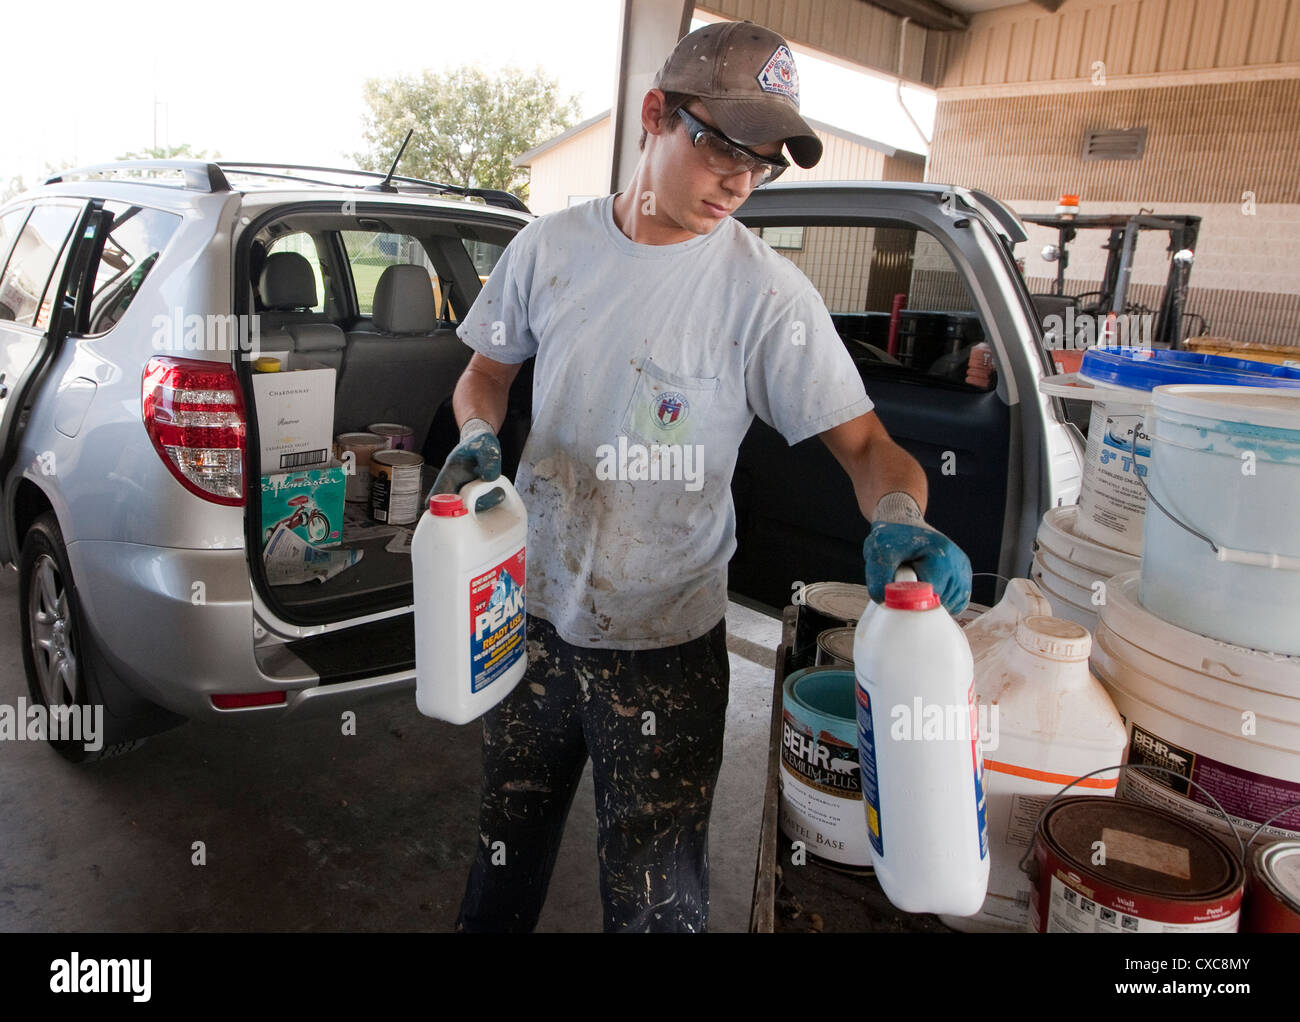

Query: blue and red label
[
  {"left": 968, "top": 681, "right": 989, "bottom": 860},
  {"left": 856, "top": 685, "right": 884, "bottom": 857},
  {"left": 469, "top": 549, "right": 525, "bottom": 693}
]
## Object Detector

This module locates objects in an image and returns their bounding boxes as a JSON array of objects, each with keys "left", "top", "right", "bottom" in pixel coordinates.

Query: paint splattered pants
[{"left": 456, "top": 613, "right": 730, "bottom": 933}]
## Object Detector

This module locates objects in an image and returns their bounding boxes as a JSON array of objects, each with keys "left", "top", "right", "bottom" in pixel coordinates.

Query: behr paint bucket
[
  {"left": 368, "top": 422, "right": 415, "bottom": 451},
  {"left": 792, "top": 582, "right": 869, "bottom": 669},
  {"left": 370, "top": 450, "right": 424, "bottom": 525},
  {"left": 778, "top": 667, "right": 871, "bottom": 868},
  {"left": 1026, "top": 796, "right": 1244, "bottom": 932},
  {"left": 815, "top": 627, "right": 855, "bottom": 666},
  {"left": 1244, "top": 840, "right": 1300, "bottom": 932},
  {"left": 335, "top": 432, "right": 387, "bottom": 503},
  {"left": 1141, "top": 385, "right": 1300, "bottom": 655},
  {"left": 1040, "top": 348, "right": 1300, "bottom": 556},
  {"left": 1030, "top": 506, "right": 1140, "bottom": 634},
  {"left": 1092, "top": 573, "right": 1300, "bottom": 844}
]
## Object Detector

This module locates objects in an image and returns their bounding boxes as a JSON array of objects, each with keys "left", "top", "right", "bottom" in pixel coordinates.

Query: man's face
[{"left": 646, "top": 97, "right": 785, "bottom": 238}]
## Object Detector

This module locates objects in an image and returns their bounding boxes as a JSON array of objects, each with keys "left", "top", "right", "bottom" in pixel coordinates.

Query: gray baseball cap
[{"left": 653, "top": 21, "right": 823, "bottom": 169}]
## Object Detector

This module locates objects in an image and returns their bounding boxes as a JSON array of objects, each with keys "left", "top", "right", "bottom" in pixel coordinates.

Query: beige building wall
[{"left": 928, "top": 0, "right": 1300, "bottom": 346}]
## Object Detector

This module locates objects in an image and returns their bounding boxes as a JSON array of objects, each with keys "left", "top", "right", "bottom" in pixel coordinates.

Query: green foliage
[{"left": 353, "top": 65, "right": 581, "bottom": 200}]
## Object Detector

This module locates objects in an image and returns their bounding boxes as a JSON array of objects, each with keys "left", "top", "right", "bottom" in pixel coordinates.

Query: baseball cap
[{"left": 653, "top": 21, "right": 823, "bottom": 169}]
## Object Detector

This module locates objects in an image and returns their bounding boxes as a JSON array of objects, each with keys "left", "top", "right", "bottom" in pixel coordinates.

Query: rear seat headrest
[
  {"left": 372, "top": 264, "right": 437, "bottom": 335},
  {"left": 259, "top": 251, "right": 318, "bottom": 311}
]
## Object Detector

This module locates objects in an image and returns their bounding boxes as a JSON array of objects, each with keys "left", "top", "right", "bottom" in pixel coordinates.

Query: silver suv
[{"left": 0, "top": 162, "right": 1079, "bottom": 762}]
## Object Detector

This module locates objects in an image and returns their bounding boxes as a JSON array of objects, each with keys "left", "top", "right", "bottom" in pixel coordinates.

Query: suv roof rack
[
  {"left": 45, "top": 160, "right": 232, "bottom": 192},
  {"left": 215, "top": 162, "right": 530, "bottom": 213}
]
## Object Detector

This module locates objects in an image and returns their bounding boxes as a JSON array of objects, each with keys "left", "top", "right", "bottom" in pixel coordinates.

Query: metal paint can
[
  {"left": 1026, "top": 796, "right": 1244, "bottom": 932},
  {"left": 334, "top": 432, "right": 387, "bottom": 503},
  {"left": 778, "top": 666, "right": 871, "bottom": 869},
  {"left": 368, "top": 422, "right": 415, "bottom": 452},
  {"left": 792, "top": 582, "right": 869, "bottom": 668},
  {"left": 815, "top": 627, "right": 856, "bottom": 667},
  {"left": 1244, "top": 840, "right": 1300, "bottom": 932},
  {"left": 370, "top": 450, "right": 424, "bottom": 525}
]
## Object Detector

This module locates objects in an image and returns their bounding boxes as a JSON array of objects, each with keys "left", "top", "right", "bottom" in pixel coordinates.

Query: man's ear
[{"left": 641, "top": 88, "right": 672, "bottom": 139}]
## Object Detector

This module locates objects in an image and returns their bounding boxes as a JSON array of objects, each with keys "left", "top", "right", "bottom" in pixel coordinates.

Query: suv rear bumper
[{"left": 65, "top": 540, "right": 413, "bottom": 720}]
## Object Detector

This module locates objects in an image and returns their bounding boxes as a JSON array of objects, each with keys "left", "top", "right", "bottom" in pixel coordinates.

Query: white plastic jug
[
  {"left": 412, "top": 477, "right": 528, "bottom": 724},
  {"left": 855, "top": 580, "right": 990, "bottom": 916},
  {"left": 944, "top": 615, "right": 1126, "bottom": 932}
]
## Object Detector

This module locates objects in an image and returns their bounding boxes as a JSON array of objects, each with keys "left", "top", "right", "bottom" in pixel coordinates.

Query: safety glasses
[{"left": 676, "top": 107, "right": 789, "bottom": 186}]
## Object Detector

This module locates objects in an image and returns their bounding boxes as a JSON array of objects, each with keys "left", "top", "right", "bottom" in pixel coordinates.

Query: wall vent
[{"left": 1082, "top": 127, "right": 1148, "bottom": 161}]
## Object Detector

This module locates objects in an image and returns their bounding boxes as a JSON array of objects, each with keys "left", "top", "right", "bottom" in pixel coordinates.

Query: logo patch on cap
[{"left": 756, "top": 45, "right": 799, "bottom": 104}]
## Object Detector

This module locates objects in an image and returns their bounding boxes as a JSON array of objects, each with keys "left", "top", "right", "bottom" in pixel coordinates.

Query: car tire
[{"left": 18, "top": 512, "right": 176, "bottom": 762}]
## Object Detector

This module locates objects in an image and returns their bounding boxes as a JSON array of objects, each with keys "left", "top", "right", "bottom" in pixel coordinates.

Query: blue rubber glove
[
  {"left": 863, "top": 492, "right": 972, "bottom": 615},
  {"left": 431, "top": 418, "right": 504, "bottom": 513}
]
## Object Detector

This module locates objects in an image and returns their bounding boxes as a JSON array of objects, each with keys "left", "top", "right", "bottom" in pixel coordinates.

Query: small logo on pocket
[{"left": 652, "top": 392, "right": 689, "bottom": 429}]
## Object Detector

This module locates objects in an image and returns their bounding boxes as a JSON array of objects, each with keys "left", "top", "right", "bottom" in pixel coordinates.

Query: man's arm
[
  {"left": 818, "top": 410, "right": 927, "bottom": 521},
  {"left": 452, "top": 352, "right": 524, "bottom": 432}
]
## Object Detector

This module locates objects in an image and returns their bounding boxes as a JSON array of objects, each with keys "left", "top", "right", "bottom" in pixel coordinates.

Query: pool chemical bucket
[
  {"left": 1140, "top": 385, "right": 1300, "bottom": 655},
  {"left": 792, "top": 582, "right": 869, "bottom": 669},
  {"left": 944, "top": 615, "right": 1126, "bottom": 932},
  {"left": 1092, "top": 572, "right": 1300, "bottom": 843},
  {"left": 1026, "top": 796, "right": 1244, "bottom": 932},
  {"left": 1244, "top": 840, "right": 1300, "bottom": 932},
  {"left": 778, "top": 667, "right": 871, "bottom": 867},
  {"left": 412, "top": 478, "right": 527, "bottom": 725},
  {"left": 1031, "top": 506, "right": 1140, "bottom": 634},
  {"left": 855, "top": 580, "right": 990, "bottom": 915},
  {"left": 335, "top": 431, "right": 387, "bottom": 503},
  {"left": 1039, "top": 347, "right": 1300, "bottom": 556}
]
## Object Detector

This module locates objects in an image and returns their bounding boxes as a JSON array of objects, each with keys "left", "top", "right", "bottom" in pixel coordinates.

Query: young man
[{"left": 435, "top": 20, "right": 971, "bottom": 932}]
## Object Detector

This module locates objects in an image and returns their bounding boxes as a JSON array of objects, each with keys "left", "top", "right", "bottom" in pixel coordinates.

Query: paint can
[
  {"left": 1026, "top": 796, "right": 1244, "bottom": 932},
  {"left": 1244, "top": 840, "right": 1300, "bottom": 932},
  {"left": 334, "top": 432, "right": 387, "bottom": 503},
  {"left": 368, "top": 422, "right": 415, "bottom": 452},
  {"left": 814, "top": 627, "right": 856, "bottom": 666},
  {"left": 1030, "top": 506, "right": 1139, "bottom": 634},
  {"left": 1093, "top": 572, "right": 1300, "bottom": 843},
  {"left": 778, "top": 667, "right": 871, "bottom": 869},
  {"left": 792, "top": 582, "right": 869, "bottom": 668},
  {"left": 1141, "top": 384, "right": 1300, "bottom": 655},
  {"left": 370, "top": 450, "right": 424, "bottom": 525}
]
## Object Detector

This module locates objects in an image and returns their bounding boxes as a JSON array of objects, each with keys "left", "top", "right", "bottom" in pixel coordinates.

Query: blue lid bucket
[{"left": 1079, "top": 347, "right": 1300, "bottom": 392}]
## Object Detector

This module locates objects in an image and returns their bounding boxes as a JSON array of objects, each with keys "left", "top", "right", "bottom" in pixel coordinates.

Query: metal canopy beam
[{"left": 861, "top": 0, "right": 968, "bottom": 32}]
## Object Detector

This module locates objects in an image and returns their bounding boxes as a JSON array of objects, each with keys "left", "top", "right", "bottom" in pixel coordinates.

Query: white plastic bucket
[
  {"left": 1092, "top": 573, "right": 1300, "bottom": 844},
  {"left": 1140, "top": 385, "right": 1300, "bottom": 655},
  {"left": 1030, "top": 507, "right": 1141, "bottom": 633}
]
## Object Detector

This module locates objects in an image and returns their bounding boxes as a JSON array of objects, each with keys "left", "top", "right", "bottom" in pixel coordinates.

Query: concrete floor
[{"left": 0, "top": 566, "right": 781, "bottom": 932}]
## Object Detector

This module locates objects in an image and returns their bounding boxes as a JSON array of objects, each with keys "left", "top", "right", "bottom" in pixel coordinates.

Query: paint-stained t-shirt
[{"left": 456, "top": 194, "right": 872, "bottom": 649}]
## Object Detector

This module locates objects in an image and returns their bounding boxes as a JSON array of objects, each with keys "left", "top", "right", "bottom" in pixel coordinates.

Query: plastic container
[
  {"left": 778, "top": 667, "right": 871, "bottom": 867},
  {"left": 1039, "top": 347, "right": 1300, "bottom": 556},
  {"left": 943, "top": 616, "right": 1126, "bottom": 932},
  {"left": 1092, "top": 572, "right": 1300, "bottom": 843},
  {"left": 855, "top": 580, "right": 989, "bottom": 915},
  {"left": 1140, "top": 385, "right": 1300, "bottom": 654},
  {"left": 412, "top": 478, "right": 528, "bottom": 725},
  {"left": 1030, "top": 506, "right": 1141, "bottom": 633},
  {"left": 962, "top": 578, "right": 1053, "bottom": 665}
]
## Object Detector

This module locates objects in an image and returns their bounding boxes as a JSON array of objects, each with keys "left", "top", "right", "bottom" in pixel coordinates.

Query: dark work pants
[{"left": 456, "top": 613, "right": 730, "bottom": 933}]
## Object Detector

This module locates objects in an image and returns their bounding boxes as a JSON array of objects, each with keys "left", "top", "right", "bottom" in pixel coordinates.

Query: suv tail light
[{"left": 142, "top": 356, "right": 245, "bottom": 505}]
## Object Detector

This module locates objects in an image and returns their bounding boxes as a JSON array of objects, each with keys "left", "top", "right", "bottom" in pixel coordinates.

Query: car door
[{"left": 0, "top": 199, "right": 89, "bottom": 563}]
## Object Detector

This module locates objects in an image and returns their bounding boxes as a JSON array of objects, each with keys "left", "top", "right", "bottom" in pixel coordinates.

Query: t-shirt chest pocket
[{"left": 620, "top": 357, "right": 719, "bottom": 447}]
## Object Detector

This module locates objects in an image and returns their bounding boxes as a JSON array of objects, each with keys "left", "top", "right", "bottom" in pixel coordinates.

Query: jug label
[
  {"left": 470, "top": 549, "right": 526, "bottom": 693},
  {"left": 969, "top": 681, "right": 989, "bottom": 859},
  {"left": 856, "top": 685, "right": 884, "bottom": 857}
]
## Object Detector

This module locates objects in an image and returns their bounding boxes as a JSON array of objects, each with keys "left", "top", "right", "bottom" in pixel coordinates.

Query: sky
[{"left": 0, "top": 0, "right": 935, "bottom": 191}]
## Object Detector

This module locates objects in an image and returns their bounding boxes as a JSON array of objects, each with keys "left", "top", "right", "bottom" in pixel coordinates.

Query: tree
[
  {"left": 116, "top": 143, "right": 219, "bottom": 161},
  {"left": 353, "top": 65, "right": 581, "bottom": 200}
]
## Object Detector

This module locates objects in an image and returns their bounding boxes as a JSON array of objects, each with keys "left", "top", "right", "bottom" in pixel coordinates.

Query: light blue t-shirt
[{"left": 456, "top": 195, "right": 872, "bottom": 649}]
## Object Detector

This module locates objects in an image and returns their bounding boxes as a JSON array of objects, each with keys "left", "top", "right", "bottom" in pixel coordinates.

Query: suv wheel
[{"left": 19, "top": 513, "right": 151, "bottom": 762}]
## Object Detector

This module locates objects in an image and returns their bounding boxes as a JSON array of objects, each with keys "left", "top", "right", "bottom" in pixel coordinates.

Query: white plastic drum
[{"left": 1092, "top": 572, "right": 1300, "bottom": 844}]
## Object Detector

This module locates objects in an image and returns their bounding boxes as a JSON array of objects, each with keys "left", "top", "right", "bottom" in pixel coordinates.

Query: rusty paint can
[
  {"left": 368, "top": 422, "right": 415, "bottom": 452},
  {"left": 1026, "top": 796, "right": 1243, "bottom": 932},
  {"left": 1244, "top": 840, "right": 1300, "bottom": 932},
  {"left": 370, "top": 450, "right": 424, "bottom": 525},
  {"left": 815, "top": 627, "right": 856, "bottom": 667},
  {"left": 792, "top": 582, "right": 869, "bottom": 669}
]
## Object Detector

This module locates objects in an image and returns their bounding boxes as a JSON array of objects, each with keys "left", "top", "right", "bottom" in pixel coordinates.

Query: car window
[
  {"left": 268, "top": 232, "right": 326, "bottom": 313},
  {"left": 0, "top": 204, "right": 82, "bottom": 328},
  {"left": 83, "top": 202, "right": 182, "bottom": 335},
  {"left": 0, "top": 206, "right": 30, "bottom": 280},
  {"left": 341, "top": 230, "right": 440, "bottom": 318},
  {"left": 752, "top": 222, "right": 984, "bottom": 379},
  {"left": 462, "top": 238, "right": 505, "bottom": 280}
]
